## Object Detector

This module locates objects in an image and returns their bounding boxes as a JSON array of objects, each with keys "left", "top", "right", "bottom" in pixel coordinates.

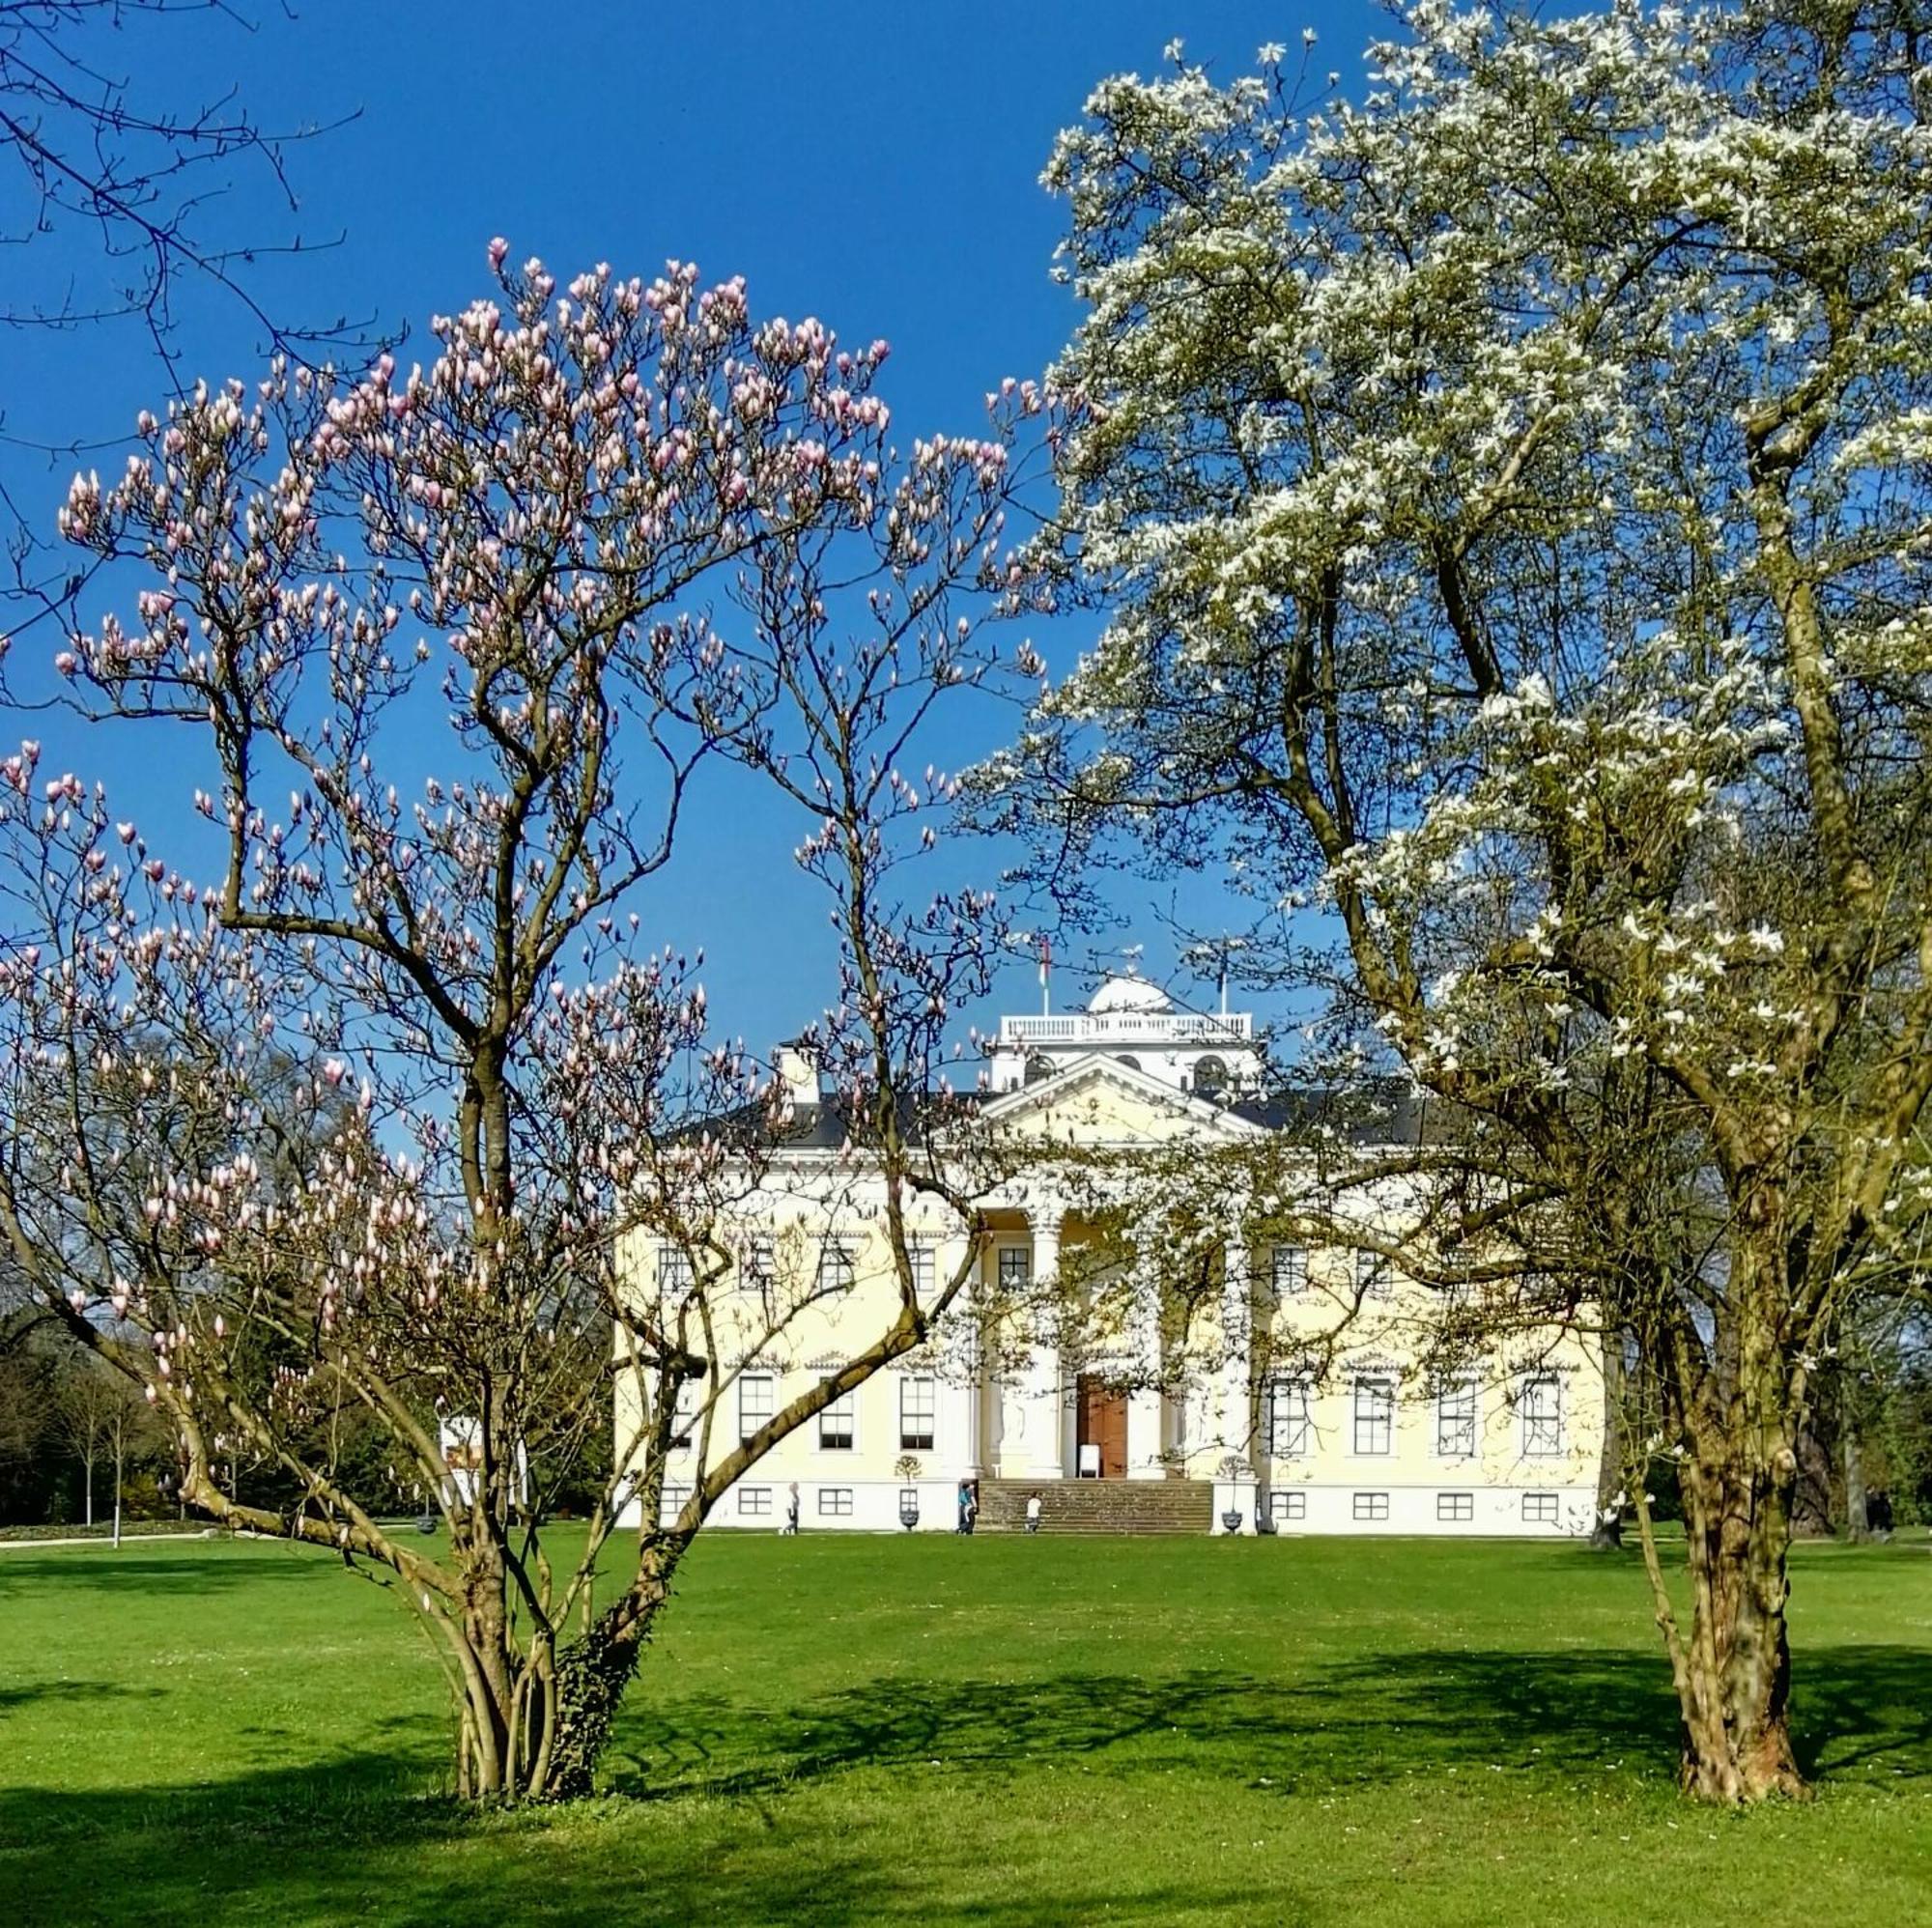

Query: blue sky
[{"left": 1, "top": 0, "right": 1373, "bottom": 1059}]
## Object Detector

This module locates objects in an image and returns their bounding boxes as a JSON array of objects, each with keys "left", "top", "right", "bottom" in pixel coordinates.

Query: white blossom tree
[
  {"left": 988, "top": 0, "right": 1932, "bottom": 1801},
  {"left": 3, "top": 247, "right": 1041, "bottom": 1800}
]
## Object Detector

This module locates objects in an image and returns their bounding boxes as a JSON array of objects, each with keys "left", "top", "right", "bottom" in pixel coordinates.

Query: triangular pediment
[{"left": 973, "top": 1052, "right": 1266, "bottom": 1148}]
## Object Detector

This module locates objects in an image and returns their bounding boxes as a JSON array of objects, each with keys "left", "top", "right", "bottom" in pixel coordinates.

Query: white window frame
[
  {"left": 817, "top": 1487, "right": 854, "bottom": 1517},
  {"left": 1356, "top": 1247, "right": 1389, "bottom": 1301},
  {"left": 1436, "top": 1490, "right": 1474, "bottom": 1523},
  {"left": 1522, "top": 1490, "right": 1559, "bottom": 1525},
  {"left": 657, "top": 1244, "right": 694, "bottom": 1292},
  {"left": 738, "top": 1372, "right": 774, "bottom": 1440},
  {"left": 661, "top": 1483, "right": 691, "bottom": 1517},
  {"left": 1436, "top": 1376, "right": 1478, "bottom": 1460},
  {"left": 899, "top": 1375, "right": 936, "bottom": 1452},
  {"left": 743, "top": 1235, "right": 775, "bottom": 1290},
  {"left": 997, "top": 1245, "right": 1031, "bottom": 1292},
  {"left": 1269, "top": 1489, "right": 1306, "bottom": 1524},
  {"left": 738, "top": 1486, "right": 772, "bottom": 1517},
  {"left": 818, "top": 1389, "right": 856, "bottom": 1452},
  {"left": 817, "top": 1239, "right": 856, "bottom": 1293},
  {"left": 1352, "top": 1491, "right": 1390, "bottom": 1522},
  {"left": 907, "top": 1244, "right": 935, "bottom": 1296},
  {"left": 1520, "top": 1375, "right": 1563, "bottom": 1458},
  {"left": 1266, "top": 1377, "right": 1313, "bottom": 1460},
  {"left": 1352, "top": 1375, "right": 1395, "bottom": 1457},
  {"left": 1271, "top": 1244, "right": 1307, "bottom": 1297}
]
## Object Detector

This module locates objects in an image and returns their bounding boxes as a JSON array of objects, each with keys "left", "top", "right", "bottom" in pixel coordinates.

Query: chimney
[{"left": 775, "top": 1038, "right": 821, "bottom": 1118}]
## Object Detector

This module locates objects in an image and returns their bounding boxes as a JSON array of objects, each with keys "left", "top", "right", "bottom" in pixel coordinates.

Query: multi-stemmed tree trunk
[{"left": 7, "top": 246, "right": 1044, "bottom": 1802}]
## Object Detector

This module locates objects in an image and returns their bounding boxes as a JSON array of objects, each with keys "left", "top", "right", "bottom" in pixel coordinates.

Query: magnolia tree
[
  {"left": 5, "top": 249, "right": 1044, "bottom": 1801},
  {"left": 985, "top": 1, "right": 1932, "bottom": 1801}
]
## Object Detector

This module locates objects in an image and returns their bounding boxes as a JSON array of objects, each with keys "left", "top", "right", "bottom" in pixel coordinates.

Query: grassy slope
[{"left": 2, "top": 1531, "right": 1928, "bottom": 1926}]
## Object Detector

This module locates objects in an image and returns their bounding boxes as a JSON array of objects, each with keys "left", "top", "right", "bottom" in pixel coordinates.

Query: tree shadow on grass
[
  {"left": 608, "top": 1643, "right": 1932, "bottom": 1801},
  {"left": 0, "top": 1551, "right": 328, "bottom": 1599},
  {"left": 0, "top": 1753, "right": 1277, "bottom": 1927}
]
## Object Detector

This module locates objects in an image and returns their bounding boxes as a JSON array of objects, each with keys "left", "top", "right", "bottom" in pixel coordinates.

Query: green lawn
[{"left": 3, "top": 1531, "right": 1929, "bottom": 1925}]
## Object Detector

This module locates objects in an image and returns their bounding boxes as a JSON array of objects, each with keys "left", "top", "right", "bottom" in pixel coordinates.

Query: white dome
[{"left": 1086, "top": 974, "right": 1174, "bottom": 1016}]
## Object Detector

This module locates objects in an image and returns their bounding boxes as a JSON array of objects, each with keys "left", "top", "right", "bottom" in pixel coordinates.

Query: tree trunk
[
  {"left": 1842, "top": 1423, "right": 1870, "bottom": 1544},
  {"left": 1589, "top": 1334, "right": 1624, "bottom": 1551},
  {"left": 1670, "top": 1438, "right": 1808, "bottom": 1802}
]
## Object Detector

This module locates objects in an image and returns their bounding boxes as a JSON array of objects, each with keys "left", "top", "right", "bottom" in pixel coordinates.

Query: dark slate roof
[{"left": 691, "top": 1073, "right": 1425, "bottom": 1152}]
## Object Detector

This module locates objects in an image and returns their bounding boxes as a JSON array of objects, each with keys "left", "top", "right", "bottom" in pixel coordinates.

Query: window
[
  {"left": 738, "top": 1487, "right": 772, "bottom": 1517},
  {"left": 1266, "top": 1378, "right": 1313, "bottom": 1460},
  {"left": 899, "top": 1375, "right": 936, "bottom": 1452},
  {"left": 907, "top": 1244, "right": 935, "bottom": 1295},
  {"left": 1437, "top": 1491, "right": 1474, "bottom": 1523},
  {"left": 661, "top": 1483, "right": 690, "bottom": 1517},
  {"left": 1118, "top": 1055, "right": 1141, "bottom": 1072},
  {"left": 738, "top": 1373, "right": 774, "bottom": 1440},
  {"left": 743, "top": 1236, "right": 774, "bottom": 1290},
  {"left": 1520, "top": 1375, "right": 1563, "bottom": 1457},
  {"left": 1271, "top": 1245, "right": 1307, "bottom": 1297},
  {"left": 1269, "top": 1490, "right": 1306, "bottom": 1524},
  {"left": 657, "top": 1245, "right": 693, "bottom": 1291},
  {"left": 817, "top": 1240, "right": 856, "bottom": 1292},
  {"left": 1523, "top": 1491, "right": 1559, "bottom": 1525},
  {"left": 668, "top": 1377, "right": 702, "bottom": 1449},
  {"left": 1436, "top": 1377, "right": 1478, "bottom": 1459},
  {"left": 817, "top": 1488, "right": 854, "bottom": 1517},
  {"left": 998, "top": 1246, "right": 1031, "bottom": 1292},
  {"left": 1352, "top": 1375, "right": 1395, "bottom": 1457},
  {"left": 818, "top": 1391, "right": 855, "bottom": 1451},
  {"left": 1193, "top": 1053, "right": 1228, "bottom": 1096},
  {"left": 1025, "top": 1052, "right": 1055, "bottom": 1085},
  {"left": 1352, "top": 1491, "right": 1390, "bottom": 1522}
]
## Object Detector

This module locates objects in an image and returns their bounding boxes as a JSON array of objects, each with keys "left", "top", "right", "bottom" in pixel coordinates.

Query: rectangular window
[
  {"left": 817, "top": 1240, "right": 856, "bottom": 1293},
  {"left": 738, "top": 1373, "right": 774, "bottom": 1440},
  {"left": 899, "top": 1375, "right": 936, "bottom": 1452},
  {"left": 738, "top": 1486, "right": 772, "bottom": 1517},
  {"left": 743, "top": 1236, "right": 775, "bottom": 1290},
  {"left": 1521, "top": 1375, "right": 1563, "bottom": 1458},
  {"left": 908, "top": 1244, "right": 935, "bottom": 1295},
  {"left": 1523, "top": 1491, "right": 1559, "bottom": 1525},
  {"left": 1266, "top": 1378, "right": 1313, "bottom": 1460},
  {"left": 1352, "top": 1375, "right": 1395, "bottom": 1457},
  {"left": 998, "top": 1246, "right": 1031, "bottom": 1292},
  {"left": 1356, "top": 1248, "right": 1388, "bottom": 1300},
  {"left": 668, "top": 1377, "right": 702, "bottom": 1449},
  {"left": 817, "top": 1487, "right": 854, "bottom": 1518},
  {"left": 1436, "top": 1377, "right": 1478, "bottom": 1460},
  {"left": 657, "top": 1245, "right": 694, "bottom": 1292},
  {"left": 1437, "top": 1491, "right": 1474, "bottom": 1523},
  {"left": 661, "top": 1483, "right": 690, "bottom": 1517},
  {"left": 1269, "top": 1489, "right": 1307, "bottom": 1524},
  {"left": 1352, "top": 1491, "right": 1390, "bottom": 1522},
  {"left": 818, "top": 1391, "right": 855, "bottom": 1451},
  {"left": 1271, "top": 1245, "right": 1307, "bottom": 1297}
]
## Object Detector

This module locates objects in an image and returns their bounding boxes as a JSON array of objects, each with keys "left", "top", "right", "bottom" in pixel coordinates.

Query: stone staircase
[{"left": 979, "top": 1477, "right": 1216, "bottom": 1536}]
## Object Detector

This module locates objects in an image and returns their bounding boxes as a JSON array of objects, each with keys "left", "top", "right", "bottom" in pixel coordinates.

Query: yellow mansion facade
[{"left": 616, "top": 974, "right": 1604, "bottom": 1537}]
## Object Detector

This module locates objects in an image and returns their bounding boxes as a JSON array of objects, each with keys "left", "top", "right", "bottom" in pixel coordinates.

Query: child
[
  {"left": 783, "top": 1481, "right": 801, "bottom": 1536},
  {"left": 1025, "top": 1491, "right": 1042, "bottom": 1535}
]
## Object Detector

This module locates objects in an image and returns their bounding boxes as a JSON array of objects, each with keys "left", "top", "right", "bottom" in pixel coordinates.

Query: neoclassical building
[{"left": 615, "top": 973, "right": 1603, "bottom": 1536}]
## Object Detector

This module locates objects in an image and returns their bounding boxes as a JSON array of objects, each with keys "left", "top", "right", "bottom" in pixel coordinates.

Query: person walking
[
  {"left": 1025, "top": 1491, "right": 1042, "bottom": 1535},
  {"left": 784, "top": 1481, "right": 801, "bottom": 1536}
]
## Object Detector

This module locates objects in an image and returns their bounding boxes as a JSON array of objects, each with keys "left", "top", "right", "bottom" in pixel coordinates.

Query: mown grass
[{"left": 3, "top": 1529, "right": 1929, "bottom": 1925}]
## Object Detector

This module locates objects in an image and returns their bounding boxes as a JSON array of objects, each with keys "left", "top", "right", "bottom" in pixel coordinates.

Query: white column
[
  {"left": 1126, "top": 1284, "right": 1164, "bottom": 1481},
  {"left": 1020, "top": 1213, "right": 1065, "bottom": 1479},
  {"left": 1215, "top": 1233, "right": 1258, "bottom": 1532},
  {"left": 1220, "top": 1235, "right": 1253, "bottom": 1468},
  {"left": 939, "top": 1232, "right": 980, "bottom": 1478}
]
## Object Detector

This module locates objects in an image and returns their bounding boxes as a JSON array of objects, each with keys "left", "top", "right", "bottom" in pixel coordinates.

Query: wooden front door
[{"left": 1076, "top": 1375, "right": 1128, "bottom": 1479}]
